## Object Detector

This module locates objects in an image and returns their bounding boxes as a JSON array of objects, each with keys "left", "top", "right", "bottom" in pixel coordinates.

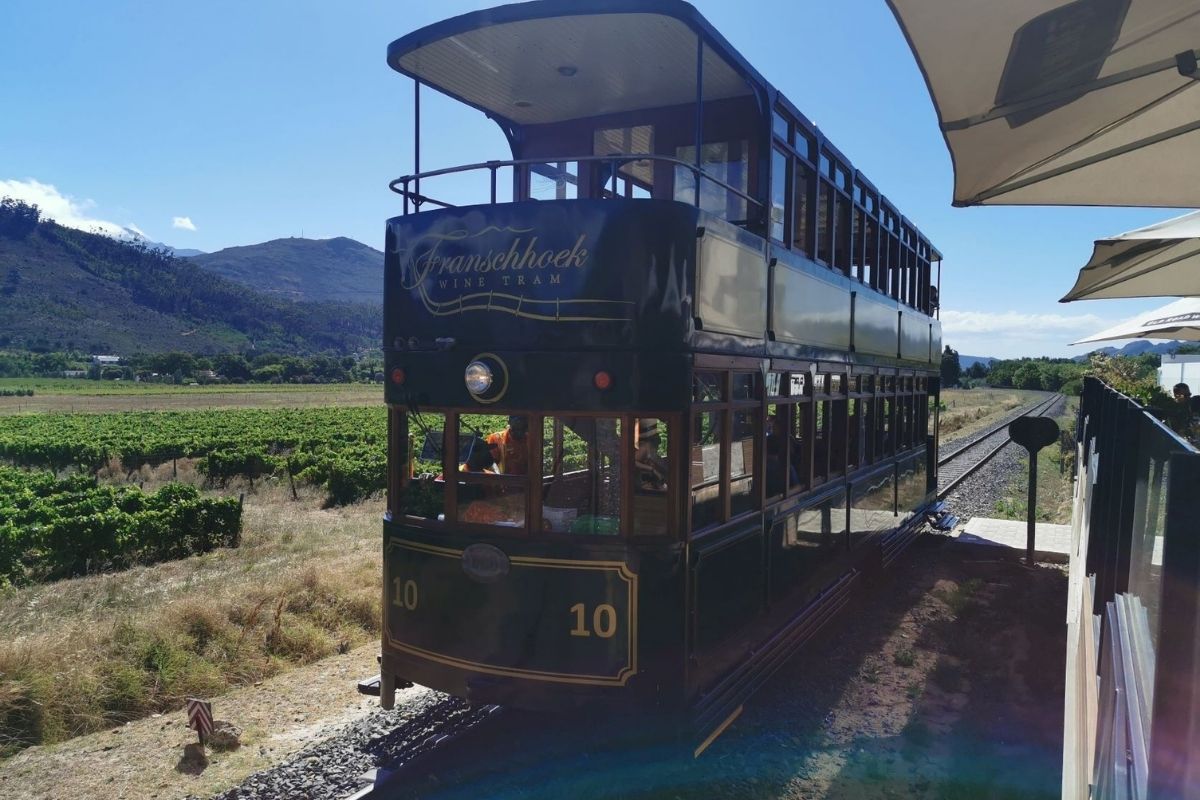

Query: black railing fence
[{"left": 1064, "top": 377, "right": 1200, "bottom": 799}]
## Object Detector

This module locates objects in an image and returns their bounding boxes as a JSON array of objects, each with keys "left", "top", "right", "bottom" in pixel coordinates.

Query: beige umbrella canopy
[
  {"left": 1062, "top": 209, "right": 1200, "bottom": 300},
  {"left": 887, "top": 0, "right": 1200, "bottom": 207},
  {"left": 1072, "top": 296, "right": 1200, "bottom": 344}
]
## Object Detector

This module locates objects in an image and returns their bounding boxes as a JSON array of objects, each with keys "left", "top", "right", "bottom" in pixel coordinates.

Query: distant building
[
  {"left": 1158, "top": 353, "right": 1200, "bottom": 394},
  {"left": 196, "top": 370, "right": 218, "bottom": 380},
  {"left": 62, "top": 369, "right": 86, "bottom": 378},
  {"left": 90, "top": 355, "right": 120, "bottom": 365}
]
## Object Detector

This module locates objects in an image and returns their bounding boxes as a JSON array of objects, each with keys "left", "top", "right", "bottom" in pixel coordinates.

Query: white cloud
[
  {"left": 0, "top": 177, "right": 138, "bottom": 239},
  {"left": 172, "top": 216, "right": 196, "bottom": 231},
  {"left": 941, "top": 309, "right": 1108, "bottom": 336},
  {"left": 940, "top": 308, "right": 1125, "bottom": 358}
]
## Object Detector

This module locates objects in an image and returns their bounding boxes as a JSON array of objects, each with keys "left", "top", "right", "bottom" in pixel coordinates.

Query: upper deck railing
[{"left": 388, "top": 153, "right": 763, "bottom": 223}]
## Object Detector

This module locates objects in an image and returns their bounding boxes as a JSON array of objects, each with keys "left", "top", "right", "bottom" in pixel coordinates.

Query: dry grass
[
  {"left": 939, "top": 388, "right": 1046, "bottom": 442},
  {"left": 0, "top": 484, "right": 383, "bottom": 757}
]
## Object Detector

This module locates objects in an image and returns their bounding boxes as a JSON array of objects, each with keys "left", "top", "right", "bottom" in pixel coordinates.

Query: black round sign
[{"left": 1008, "top": 416, "right": 1060, "bottom": 452}]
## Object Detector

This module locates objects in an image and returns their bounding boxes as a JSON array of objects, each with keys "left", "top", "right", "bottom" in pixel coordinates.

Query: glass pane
[
  {"left": 830, "top": 374, "right": 843, "bottom": 395},
  {"left": 691, "top": 411, "right": 722, "bottom": 486},
  {"left": 401, "top": 411, "right": 446, "bottom": 520},
  {"left": 790, "top": 403, "right": 811, "bottom": 491},
  {"left": 771, "top": 148, "right": 788, "bottom": 241},
  {"left": 529, "top": 162, "right": 578, "bottom": 201},
  {"left": 817, "top": 182, "right": 831, "bottom": 264},
  {"left": 542, "top": 417, "right": 622, "bottom": 535},
  {"left": 848, "top": 398, "right": 860, "bottom": 472},
  {"left": 594, "top": 125, "right": 655, "bottom": 189},
  {"left": 793, "top": 162, "right": 810, "bottom": 254},
  {"left": 676, "top": 141, "right": 749, "bottom": 222},
  {"left": 458, "top": 484, "right": 526, "bottom": 527},
  {"left": 731, "top": 410, "right": 756, "bottom": 481},
  {"left": 814, "top": 400, "right": 830, "bottom": 482},
  {"left": 773, "top": 110, "right": 789, "bottom": 140},
  {"left": 461, "top": 414, "right": 530, "bottom": 475},
  {"left": 633, "top": 418, "right": 671, "bottom": 537},
  {"left": 693, "top": 371, "right": 723, "bottom": 403},
  {"left": 813, "top": 373, "right": 828, "bottom": 395},
  {"left": 789, "top": 372, "right": 808, "bottom": 397},
  {"left": 732, "top": 372, "right": 756, "bottom": 401}
]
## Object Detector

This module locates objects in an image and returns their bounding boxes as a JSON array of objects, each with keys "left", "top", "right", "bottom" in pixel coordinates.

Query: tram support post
[
  {"left": 1008, "top": 415, "right": 1060, "bottom": 564},
  {"left": 694, "top": 33, "right": 703, "bottom": 207}
]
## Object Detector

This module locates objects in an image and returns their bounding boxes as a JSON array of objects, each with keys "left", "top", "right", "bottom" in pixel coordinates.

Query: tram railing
[
  {"left": 1063, "top": 377, "right": 1200, "bottom": 798},
  {"left": 388, "top": 153, "right": 764, "bottom": 222}
]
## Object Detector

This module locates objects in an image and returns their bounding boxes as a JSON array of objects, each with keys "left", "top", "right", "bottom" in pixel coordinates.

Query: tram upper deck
[{"left": 385, "top": 0, "right": 942, "bottom": 368}]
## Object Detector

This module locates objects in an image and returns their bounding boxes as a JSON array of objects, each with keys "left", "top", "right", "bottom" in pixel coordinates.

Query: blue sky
[{"left": 0, "top": 0, "right": 1185, "bottom": 358}]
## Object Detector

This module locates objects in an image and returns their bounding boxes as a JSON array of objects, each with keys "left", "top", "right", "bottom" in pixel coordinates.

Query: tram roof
[{"left": 386, "top": 0, "right": 765, "bottom": 127}]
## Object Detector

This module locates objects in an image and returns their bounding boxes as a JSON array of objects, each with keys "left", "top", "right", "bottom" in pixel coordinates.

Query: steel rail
[{"left": 937, "top": 394, "right": 1064, "bottom": 500}]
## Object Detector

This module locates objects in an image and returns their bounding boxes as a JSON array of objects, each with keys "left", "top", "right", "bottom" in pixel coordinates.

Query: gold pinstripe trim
[{"left": 383, "top": 537, "right": 638, "bottom": 686}]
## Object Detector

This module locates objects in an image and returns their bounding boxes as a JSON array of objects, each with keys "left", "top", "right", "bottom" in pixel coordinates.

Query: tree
[
  {"left": 967, "top": 361, "right": 988, "bottom": 380},
  {"left": 1013, "top": 363, "right": 1043, "bottom": 391},
  {"left": 940, "top": 346, "right": 961, "bottom": 388}
]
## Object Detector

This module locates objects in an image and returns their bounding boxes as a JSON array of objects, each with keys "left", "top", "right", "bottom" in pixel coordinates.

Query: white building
[
  {"left": 90, "top": 355, "right": 120, "bottom": 365},
  {"left": 1157, "top": 353, "right": 1200, "bottom": 394}
]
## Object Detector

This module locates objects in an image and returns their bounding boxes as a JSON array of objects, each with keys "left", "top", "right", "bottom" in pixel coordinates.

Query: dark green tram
[{"left": 379, "top": 0, "right": 943, "bottom": 746}]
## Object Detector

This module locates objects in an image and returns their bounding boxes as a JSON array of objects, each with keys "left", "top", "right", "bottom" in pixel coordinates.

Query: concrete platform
[{"left": 955, "top": 517, "right": 1073, "bottom": 562}]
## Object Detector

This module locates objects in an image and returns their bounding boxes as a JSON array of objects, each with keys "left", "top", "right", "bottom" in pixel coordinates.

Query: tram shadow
[{"left": 391, "top": 535, "right": 1066, "bottom": 800}]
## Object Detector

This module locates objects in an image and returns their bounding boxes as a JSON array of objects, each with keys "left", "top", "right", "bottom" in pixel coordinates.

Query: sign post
[
  {"left": 186, "top": 698, "right": 213, "bottom": 746},
  {"left": 1007, "top": 415, "right": 1061, "bottom": 564}
]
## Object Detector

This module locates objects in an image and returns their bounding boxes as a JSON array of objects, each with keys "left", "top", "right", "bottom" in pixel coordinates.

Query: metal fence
[{"left": 1063, "top": 377, "right": 1200, "bottom": 799}]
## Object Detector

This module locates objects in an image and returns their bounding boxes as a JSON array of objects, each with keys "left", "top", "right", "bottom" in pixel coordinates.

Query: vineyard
[
  {"left": 0, "top": 406, "right": 388, "bottom": 507},
  {"left": 0, "top": 466, "right": 241, "bottom": 586}
]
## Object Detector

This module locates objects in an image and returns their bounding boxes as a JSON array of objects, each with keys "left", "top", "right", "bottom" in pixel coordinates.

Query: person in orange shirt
[{"left": 486, "top": 416, "right": 529, "bottom": 475}]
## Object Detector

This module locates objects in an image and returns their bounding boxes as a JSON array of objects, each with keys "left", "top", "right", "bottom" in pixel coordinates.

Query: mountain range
[
  {"left": 186, "top": 236, "right": 382, "bottom": 305},
  {"left": 0, "top": 212, "right": 380, "bottom": 355}
]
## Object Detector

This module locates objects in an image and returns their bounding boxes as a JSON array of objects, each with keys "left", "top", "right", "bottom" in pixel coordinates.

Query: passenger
[
  {"left": 1173, "top": 382, "right": 1200, "bottom": 414},
  {"left": 635, "top": 419, "right": 668, "bottom": 492},
  {"left": 486, "top": 415, "right": 529, "bottom": 474},
  {"left": 460, "top": 439, "right": 496, "bottom": 473}
]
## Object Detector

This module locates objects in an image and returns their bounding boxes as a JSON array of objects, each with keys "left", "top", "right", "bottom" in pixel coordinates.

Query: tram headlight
[
  {"left": 464, "top": 353, "right": 509, "bottom": 403},
  {"left": 465, "top": 361, "right": 493, "bottom": 395}
]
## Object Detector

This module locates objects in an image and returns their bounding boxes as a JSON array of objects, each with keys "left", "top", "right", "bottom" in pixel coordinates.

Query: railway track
[{"left": 936, "top": 393, "right": 1064, "bottom": 499}]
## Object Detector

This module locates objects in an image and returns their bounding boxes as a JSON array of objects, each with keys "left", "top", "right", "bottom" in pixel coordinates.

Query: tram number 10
[
  {"left": 569, "top": 603, "right": 617, "bottom": 638},
  {"left": 391, "top": 578, "right": 418, "bottom": 611}
]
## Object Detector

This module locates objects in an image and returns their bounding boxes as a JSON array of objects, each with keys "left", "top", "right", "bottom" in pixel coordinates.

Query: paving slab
[{"left": 956, "top": 517, "right": 1073, "bottom": 562}]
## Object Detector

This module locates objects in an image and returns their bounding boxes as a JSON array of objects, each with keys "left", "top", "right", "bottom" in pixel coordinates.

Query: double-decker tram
[{"left": 379, "top": 0, "right": 943, "bottom": 748}]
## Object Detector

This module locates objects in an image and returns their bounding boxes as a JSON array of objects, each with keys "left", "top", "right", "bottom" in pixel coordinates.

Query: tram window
[
  {"left": 529, "top": 162, "right": 579, "bottom": 201},
  {"left": 877, "top": 397, "right": 892, "bottom": 458},
  {"left": 859, "top": 397, "right": 874, "bottom": 466},
  {"left": 766, "top": 371, "right": 784, "bottom": 397},
  {"left": 773, "top": 110, "right": 790, "bottom": 140},
  {"left": 633, "top": 418, "right": 670, "bottom": 537},
  {"left": 454, "top": 414, "right": 529, "bottom": 527},
  {"left": 732, "top": 372, "right": 756, "bottom": 401},
  {"left": 691, "top": 410, "right": 723, "bottom": 530},
  {"left": 848, "top": 397, "right": 860, "bottom": 473},
  {"left": 541, "top": 416, "right": 622, "bottom": 535},
  {"left": 693, "top": 371, "right": 724, "bottom": 402},
  {"left": 793, "top": 162, "right": 811, "bottom": 255},
  {"left": 831, "top": 385, "right": 847, "bottom": 477},
  {"left": 790, "top": 403, "right": 811, "bottom": 492},
  {"left": 816, "top": 181, "right": 832, "bottom": 265},
  {"left": 852, "top": 207, "right": 864, "bottom": 281},
  {"left": 835, "top": 195, "right": 852, "bottom": 275},
  {"left": 675, "top": 141, "right": 749, "bottom": 222},
  {"left": 864, "top": 217, "right": 878, "bottom": 288},
  {"left": 770, "top": 147, "right": 788, "bottom": 242},
  {"left": 398, "top": 410, "right": 447, "bottom": 521},
  {"left": 766, "top": 405, "right": 787, "bottom": 499},
  {"left": 730, "top": 409, "right": 759, "bottom": 517},
  {"left": 794, "top": 128, "right": 816, "bottom": 163}
]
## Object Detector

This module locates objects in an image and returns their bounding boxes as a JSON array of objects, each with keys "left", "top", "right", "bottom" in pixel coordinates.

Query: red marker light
[
  {"left": 391, "top": 368, "right": 406, "bottom": 385},
  {"left": 593, "top": 370, "right": 613, "bottom": 391}
]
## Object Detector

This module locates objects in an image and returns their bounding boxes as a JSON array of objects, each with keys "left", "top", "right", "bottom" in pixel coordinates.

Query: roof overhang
[{"left": 387, "top": 0, "right": 761, "bottom": 127}]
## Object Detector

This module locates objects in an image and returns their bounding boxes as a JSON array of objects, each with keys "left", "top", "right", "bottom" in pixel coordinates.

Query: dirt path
[{"left": 0, "top": 645, "right": 390, "bottom": 800}]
